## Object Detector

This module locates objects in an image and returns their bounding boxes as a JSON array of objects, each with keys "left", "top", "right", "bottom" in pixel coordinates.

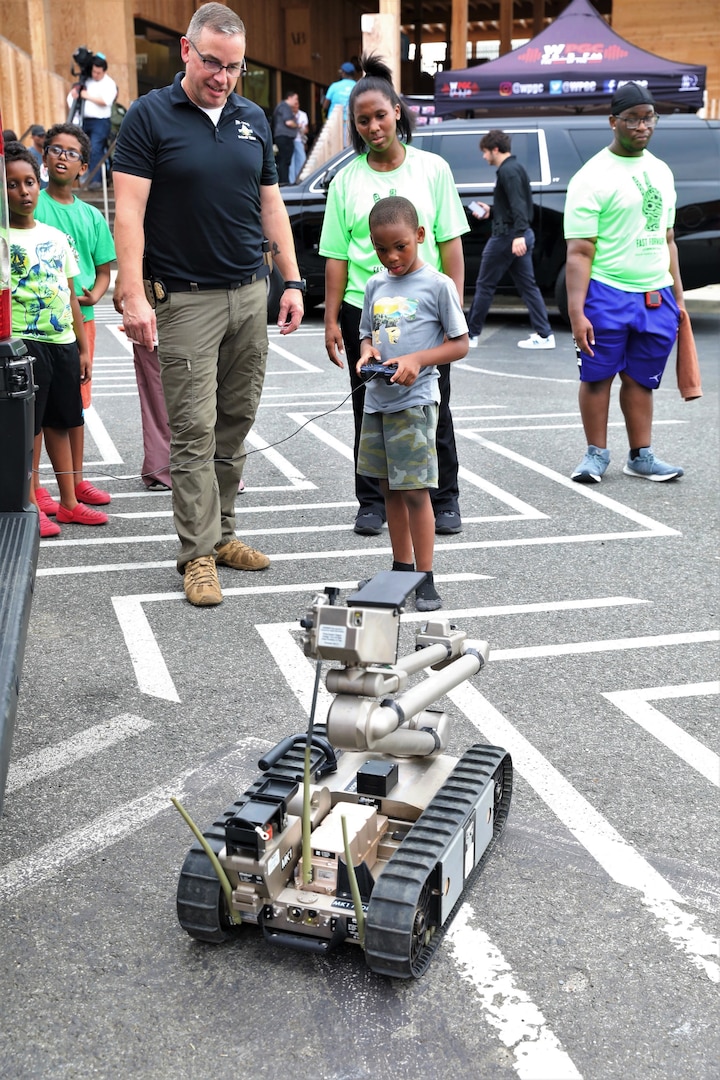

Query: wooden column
[
  {"left": 499, "top": 0, "right": 514, "bottom": 56},
  {"left": 533, "top": 0, "right": 546, "bottom": 37},
  {"left": 450, "top": 0, "right": 469, "bottom": 71},
  {"left": 362, "top": 0, "right": 400, "bottom": 88}
]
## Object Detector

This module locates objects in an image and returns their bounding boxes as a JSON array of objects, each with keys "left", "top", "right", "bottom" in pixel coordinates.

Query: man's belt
[{"left": 161, "top": 267, "right": 270, "bottom": 293}]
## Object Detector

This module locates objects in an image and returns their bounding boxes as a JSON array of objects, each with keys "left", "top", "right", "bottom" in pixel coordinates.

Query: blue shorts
[{"left": 577, "top": 280, "right": 680, "bottom": 389}]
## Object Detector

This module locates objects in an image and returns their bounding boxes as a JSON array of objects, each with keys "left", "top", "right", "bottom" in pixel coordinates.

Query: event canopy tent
[{"left": 434, "top": 0, "right": 706, "bottom": 115}]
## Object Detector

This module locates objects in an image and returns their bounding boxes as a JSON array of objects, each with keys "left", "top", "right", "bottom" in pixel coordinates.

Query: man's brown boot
[
  {"left": 183, "top": 555, "right": 223, "bottom": 606},
  {"left": 215, "top": 538, "right": 270, "bottom": 571}
]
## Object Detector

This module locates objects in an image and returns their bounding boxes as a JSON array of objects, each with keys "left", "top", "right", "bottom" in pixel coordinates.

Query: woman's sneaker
[
  {"left": 571, "top": 445, "right": 610, "bottom": 483},
  {"left": 623, "top": 448, "right": 684, "bottom": 482}
]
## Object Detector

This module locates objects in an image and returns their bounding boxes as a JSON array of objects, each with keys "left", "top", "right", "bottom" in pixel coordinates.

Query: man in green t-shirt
[{"left": 564, "top": 83, "right": 686, "bottom": 484}]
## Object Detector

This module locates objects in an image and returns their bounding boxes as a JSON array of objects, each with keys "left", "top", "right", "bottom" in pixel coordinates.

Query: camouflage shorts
[{"left": 358, "top": 405, "right": 438, "bottom": 490}]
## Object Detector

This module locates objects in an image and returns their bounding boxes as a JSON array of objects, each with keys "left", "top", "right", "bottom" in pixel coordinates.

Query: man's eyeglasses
[
  {"left": 187, "top": 38, "right": 247, "bottom": 78},
  {"left": 613, "top": 113, "right": 659, "bottom": 130},
  {"left": 47, "top": 145, "right": 84, "bottom": 161}
]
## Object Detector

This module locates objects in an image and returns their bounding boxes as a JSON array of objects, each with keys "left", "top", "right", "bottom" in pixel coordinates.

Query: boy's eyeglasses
[
  {"left": 613, "top": 113, "right": 659, "bottom": 130},
  {"left": 187, "top": 38, "right": 247, "bottom": 78},
  {"left": 47, "top": 145, "right": 84, "bottom": 161}
]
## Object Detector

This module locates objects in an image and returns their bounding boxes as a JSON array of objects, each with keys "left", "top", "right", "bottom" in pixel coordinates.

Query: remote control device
[{"left": 360, "top": 361, "right": 398, "bottom": 383}]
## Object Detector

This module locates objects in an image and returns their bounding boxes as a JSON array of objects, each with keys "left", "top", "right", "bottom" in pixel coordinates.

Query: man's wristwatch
[{"left": 283, "top": 279, "right": 307, "bottom": 294}]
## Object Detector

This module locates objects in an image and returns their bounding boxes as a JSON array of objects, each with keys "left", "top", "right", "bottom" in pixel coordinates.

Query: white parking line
[
  {"left": 0, "top": 742, "right": 267, "bottom": 899},
  {"left": 243, "top": 427, "right": 316, "bottom": 488},
  {"left": 112, "top": 596, "right": 181, "bottom": 702},
  {"left": 603, "top": 682, "right": 720, "bottom": 786},
  {"left": 448, "top": 681, "right": 719, "bottom": 984},
  {"left": 463, "top": 434, "right": 681, "bottom": 535},
  {"left": 112, "top": 576, "right": 492, "bottom": 701},
  {"left": 447, "top": 906, "right": 582, "bottom": 1080},
  {"left": 82, "top": 404, "right": 123, "bottom": 464},
  {"left": 6, "top": 714, "right": 154, "bottom": 793},
  {"left": 268, "top": 339, "right": 324, "bottom": 372}
]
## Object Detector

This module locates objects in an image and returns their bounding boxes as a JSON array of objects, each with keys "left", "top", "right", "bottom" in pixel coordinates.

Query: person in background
[
  {"left": 272, "top": 89, "right": 300, "bottom": 185},
  {"left": 320, "top": 53, "right": 466, "bottom": 538},
  {"left": 565, "top": 82, "right": 685, "bottom": 484},
  {"left": 67, "top": 53, "right": 117, "bottom": 189},
  {"left": 357, "top": 196, "right": 468, "bottom": 612},
  {"left": 288, "top": 98, "right": 308, "bottom": 184},
  {"left": 26, "top": 125, "right": 49, "bottom": 188},
  {"left": 466, "top": 129, "right": 555, "bottom": 351},
  {"left": 322, "top": 61, "right": 357, "bottom": 144},
  {"left": 112, "top": 2, "right": 304, "bottom": 607},
  {"left": 34, "top": 122, "right": 116, "bottom": 515}
]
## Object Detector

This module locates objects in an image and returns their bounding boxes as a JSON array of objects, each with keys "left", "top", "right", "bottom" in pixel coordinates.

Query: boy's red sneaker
[
  {"left": 75, "top": 480, "right": 111, "bottom": 505},
  {"left": 39, "top": 510, "right": 61, "bottom": 537},
  {"left": 36, "top": 487, "right": 60, "bottom": 516},
  {"left": 56, "top": 503, "right": 108, "bottom": 526}
]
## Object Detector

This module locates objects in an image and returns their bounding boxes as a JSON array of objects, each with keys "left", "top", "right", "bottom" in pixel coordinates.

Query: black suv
[{"left": 280, "top": 113, "right": 720, "bottom": 314}]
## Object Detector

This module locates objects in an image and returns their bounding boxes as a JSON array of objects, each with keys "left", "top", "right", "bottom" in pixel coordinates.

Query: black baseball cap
[{"left": 30, "top": 124, "right": 45, "bottom": 136}]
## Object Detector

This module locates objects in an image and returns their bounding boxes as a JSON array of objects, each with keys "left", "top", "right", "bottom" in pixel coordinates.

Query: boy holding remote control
[{"left": 357, "top": 196, "right": 468, "bottom": 611}]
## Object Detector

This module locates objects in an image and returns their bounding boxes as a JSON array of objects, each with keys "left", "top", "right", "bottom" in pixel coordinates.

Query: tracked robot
[{"left": 175, "top": 572, "right": 512, "bottom": 978}]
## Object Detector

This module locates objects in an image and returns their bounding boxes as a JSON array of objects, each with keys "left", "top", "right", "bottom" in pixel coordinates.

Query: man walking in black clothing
[{"left": 466, "top": 129, "right": 555, "bottom": 351}]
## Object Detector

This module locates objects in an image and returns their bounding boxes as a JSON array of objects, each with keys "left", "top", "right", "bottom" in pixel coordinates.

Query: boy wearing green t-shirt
[{"left": 35, "top": 123, "right": 116, "bottom": 513}]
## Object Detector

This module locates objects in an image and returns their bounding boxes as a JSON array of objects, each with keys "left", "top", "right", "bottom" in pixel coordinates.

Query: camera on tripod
[
  {"left": 71, "top": 46, "right": 95, "bottom": 87},
  {"left": 67, "top": 46, "right": 96, "bottom": 124}
]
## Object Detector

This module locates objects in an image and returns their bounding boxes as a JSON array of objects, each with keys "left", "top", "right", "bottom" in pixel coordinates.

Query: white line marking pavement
[
  {"left": 6, "top": 714, "right": 154, "bottom": 793},
  {"left": 289, "top": 414, "right": 547, "bottom": 520},
  {"left": 463, "top": 434, "right": 681, "bottom": 536},
  {"left": 447, "top": 906, "right": 583, "bottom": 1080},
  {"left": 286, "top": 414, "right": 353, "bottom": 460},
  {"left": 114, "top": 499, "right": 359, "bottom": 518},
  {"left": 243, "top": 426, "right": 316, "bottom": 488},
  {"left": 489, "top": 630, "right": 719, "bottom": 662},
  {"left": 83, "top": 404, "right": 123, "bottom": 464},
  {"left": 107, "top": 324, "right": 132, "bottom": 352},
  {"left": 457, "top": 465, "right": 548, "bottom": 518},
  {"left": 457, "top": 362, "right": 577, "bottom": 383},
  {"left": 112, "top": 577, "right": 492, "bottom": 702},
  {"left": 268, "top": 339, "right": 324, "bottom": 371},
  {"left": 447, "top": 681, "right": 720, "bottom": 983},
  {"left": 112, "top": 597, "right": 181, "bottom": 702},
  {"left": 603, "top": 682, "right": 720, "bottom": 787},
  {"left": 0, "top": 742, "right": 269, "bottom": 899},
  {"left": 458, "top": 420, "right": 684, "bottom": 433}
]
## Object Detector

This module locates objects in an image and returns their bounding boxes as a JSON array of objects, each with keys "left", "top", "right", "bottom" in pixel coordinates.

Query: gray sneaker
[
  {"left": 571, "top": 445, "right": 610, "bottom": 483},
  {"left": 623, "top": 448, "right": 684, "bottom": 482}
]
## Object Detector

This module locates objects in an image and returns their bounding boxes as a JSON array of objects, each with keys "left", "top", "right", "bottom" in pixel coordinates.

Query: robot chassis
[{"left": 175, "top": 572, "right": 513, "bottom": 979}]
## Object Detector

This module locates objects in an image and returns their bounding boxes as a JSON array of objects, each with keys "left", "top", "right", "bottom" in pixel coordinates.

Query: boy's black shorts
[{"left": 25, "top": 339, "right": 83, "bottom": 435}]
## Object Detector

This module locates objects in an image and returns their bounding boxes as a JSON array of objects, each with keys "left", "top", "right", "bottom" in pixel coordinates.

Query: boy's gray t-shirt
[{"left": 359, "top": 263, "right": 467, "bottom": 414}]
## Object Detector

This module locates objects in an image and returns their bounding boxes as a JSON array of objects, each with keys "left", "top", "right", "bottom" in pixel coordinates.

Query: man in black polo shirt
[{"left": 113, "top": 2, "right": 305, "bottom": 606}]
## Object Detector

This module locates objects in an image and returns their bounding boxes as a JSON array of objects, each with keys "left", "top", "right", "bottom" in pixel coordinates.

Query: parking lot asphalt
[{"left": 1, "top": 299, "right": 718, "bottom": 1080}]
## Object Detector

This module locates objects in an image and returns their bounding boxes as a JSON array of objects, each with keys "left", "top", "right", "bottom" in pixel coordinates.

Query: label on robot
[
  {"left": 281, "top": 847, "right": 293, "bottom": 871},
  {"left": 268, "top": 850, "right": 280, "bottom": 875},
  {"left": 318, "top": 624, "right": 347, "bottom": 647},
  {"left": 332, "top": 898, "right": 369, "bottom": 912},
  {"left": 358, "top": 795, "right": 381, "bottom": 809},
  {"left": 463, "top": 818, "right": 475, "bottom": 879}
]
